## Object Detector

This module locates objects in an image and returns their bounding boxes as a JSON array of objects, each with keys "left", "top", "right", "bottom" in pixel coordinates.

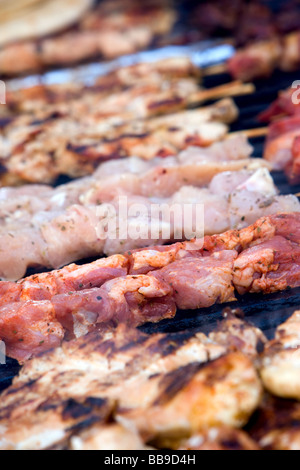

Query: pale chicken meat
[
  {"left": 2, "top": 56, "right": 201, "bottom": 114},
  {"left": 70, "top": 424, "right": 152, "bottom": 451},
  {"left": 0, "top": 314, "right": 263, "bottom": 450},
  {"left": 260, "top": 311, "right": 300, "bottom": 400},
  {"left": 263, "top": 115, "right": 300, "bottom": 184},
  {"left": 228, "top": 32, "right": 300, "bottom": 81},
  {"left": 0, "top": 157, "right": 293, "bottom": 281},
  {"left": 178, "top": 427, "right": 260, "bottom": 451},
  {"left": 1, "top": 56, "right": 201, "bottom": 120}
]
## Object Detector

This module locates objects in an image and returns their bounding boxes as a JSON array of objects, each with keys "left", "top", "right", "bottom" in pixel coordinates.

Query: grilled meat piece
[
  {"left": 0, "top": 0, "right": 177, "bottom": 77},
  {"left": 228, "top": 32, "right": 300, "bottom": 81},
  {"left": 263, "top": 115, "right": 300, "bottom": 184},
  {"left": 0, "top": 136, "right": 281, "bottom": 281},
  {"left": 260, "top": 310, "right": 300, "bottom": 400},
  {"left": 0, "top": 314, "right": 263, "bottom": 449},
  {"left": 248, "top": 395, "right": 300, "bottom": 451},
  {"left": 70, "top": 423, "right": 152, "bottom": 451},
  {"left": 258, "top": 88, "right": 300, "bottom": 122},
  {"left": 0, "top": 98, "right": 239, "bottom": 186},
  {"left": 2, "top": 56, "right": 201, "bottom": 115},
  {"left": 178, "top": 427, "right": 260, "bottom": 450}
]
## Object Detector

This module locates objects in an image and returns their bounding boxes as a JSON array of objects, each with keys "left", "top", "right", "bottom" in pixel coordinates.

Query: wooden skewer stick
[
  {"left": 228, "top": 127, "right": 269, "bottom": 139},
  {"left": 189, "top": 81, "right": 255, "bottom": 106},
  {"left": 203, "top": 63, "right": 229, "bottom": 77},
  {"left": 295, "top": 193, "right": 300, "bottom": 197}
]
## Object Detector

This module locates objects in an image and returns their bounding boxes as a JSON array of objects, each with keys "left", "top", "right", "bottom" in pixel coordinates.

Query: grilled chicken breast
[
  {"left": 0, "top": 163, "right": 293, "bottom": 282},
  {"left": 0, "top": 313, "right": 264, "bottom": 450},
  {"left": 178, "top": 427, "right": 260, "bottom": 450}
]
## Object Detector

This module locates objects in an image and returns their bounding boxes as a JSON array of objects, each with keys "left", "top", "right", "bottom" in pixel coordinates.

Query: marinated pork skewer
[
  {"left": 0, "top": 212, "right": 298, "bottom": 362},
  {"left": 0, "top": 313, "right": 264, "bottom": 449},
  {"left": 251, "top": 89, "right": 300, "bottom": 184},
  {"left": 258, "top": 87, "right": 300, "bottom": 123},
  {"left": 0, "top": 99, "right": 240, "bottom": 186},
  {"left": 1, "top": 56, "right": 252, "bottom": 124},
  {"left": 203, "top": 31, "right": 300, "bottom": 82}
]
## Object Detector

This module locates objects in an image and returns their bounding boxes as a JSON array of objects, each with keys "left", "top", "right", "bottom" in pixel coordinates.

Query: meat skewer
[
  {"left": 203, "top": 31, "right": 300, "bottom": 83},
  {"left": 258, "top": 87, "right": 300, "bottom": 123},
  {"left": 0, "top": 136, "right": 286, "bottom": 281},
  {"left": 262, "top": 115, "right": 300, "bottom": 184},
  {"left": 228, "top": 32, "right": 300, "bottom": 82},
  {"left": 0, "top": 312, "right": 264, "bottom": 449},
  {"left": 2, "top": 59, "right": 254, "bottom": 121},
  {"left": 0, "top": 212, "right": 298, "bottom": 362},
  {"left": 260, "top": 311, "right": 300, "bottom": 401},
  {"left": 189, "top": 0, "right": 300, "bottom": 48},
  {"left": 0, "top": 49, "right": 259, "bottom": 187},
  {"left": 1, "top": 82, "right": 251, "bottom": 134},
  {"left": 0, "top": 0, "right": 177, "bottom": 77},
  {"left": 0, "top": 96, "right": 242, "bottom": 186},
  {"left": 248, "top": 89, "right": 300, "bottom": 184}
]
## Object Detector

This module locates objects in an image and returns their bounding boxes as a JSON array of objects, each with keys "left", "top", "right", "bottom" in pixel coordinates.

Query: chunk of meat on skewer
[
  {"left": 0, "top": 313, "right": 263, "bottom": 449},
  {"left": 0, "top": 214, "right": 298, "bottom": 362}
]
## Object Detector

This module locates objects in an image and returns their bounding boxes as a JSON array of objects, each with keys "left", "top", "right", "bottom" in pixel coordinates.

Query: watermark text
[
  {"left": 0, "top": 81, "right": 5, "bottom": 105},
  {"left": 292, "top": 80, "right": 300, "bottom": 105}
]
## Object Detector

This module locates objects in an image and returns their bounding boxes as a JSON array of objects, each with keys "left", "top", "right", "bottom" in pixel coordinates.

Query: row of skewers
[{"left": 0, "top": 9, "right": 300, "bottom": 449}]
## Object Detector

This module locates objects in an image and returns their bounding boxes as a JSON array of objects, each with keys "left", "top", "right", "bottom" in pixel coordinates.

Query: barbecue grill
[{"left": 1, "top": 1, "right": 300, "bottom": 394}]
